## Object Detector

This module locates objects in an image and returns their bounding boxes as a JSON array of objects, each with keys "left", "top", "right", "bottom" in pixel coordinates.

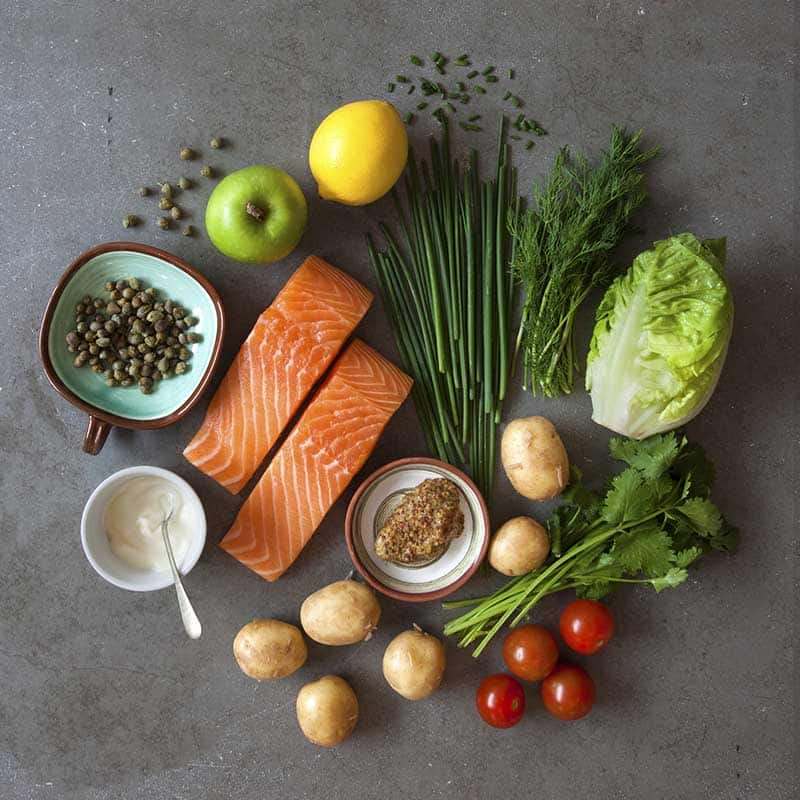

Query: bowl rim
[
  {"left": 80, "top": 465, "right": 207, "bottom": 592},
  {"left": 344, "top": 457, "right": 490, "bottom": 603},
  {"left": 38, "top": 241, "right": 225, "bottom": 430}
]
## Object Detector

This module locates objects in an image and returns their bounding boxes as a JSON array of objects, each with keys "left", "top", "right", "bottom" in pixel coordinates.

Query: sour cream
[{"left": 104, "top": 476, "right": 197, "bottom": 572}]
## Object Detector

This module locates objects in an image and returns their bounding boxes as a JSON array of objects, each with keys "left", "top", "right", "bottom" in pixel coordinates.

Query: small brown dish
[
  {"left": 39, "top": 241, "right": 224, "bottom": 454},
  {"left": 345, "top": 457, "right": 490, "bottom": 603}
]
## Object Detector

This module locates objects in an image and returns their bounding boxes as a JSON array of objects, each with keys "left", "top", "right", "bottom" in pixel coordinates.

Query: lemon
[{"left": 309, "top": 100, "right": 408, "bottom": 206}]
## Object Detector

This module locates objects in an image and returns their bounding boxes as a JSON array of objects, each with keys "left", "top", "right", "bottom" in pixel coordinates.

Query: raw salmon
[
  {"left": 183, "top": 256, "right": 372, "bottom": 494},
  {"left": 219, "top": 339, "right": 412, "bottom": 581}
]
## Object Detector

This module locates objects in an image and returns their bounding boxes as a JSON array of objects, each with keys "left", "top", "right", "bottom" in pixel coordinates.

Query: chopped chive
[
  {"left": 396, "top": 75, "right": 409, "bottom": 83},
  {"left": 459, "top": 122, "right": 482, "bottom": 132},
  {"left": 437, "top": 83, "right": 447, "bottom": 96},
  {"left": 514, "top": 113, "right": 525, "bottom": 128},
  {"left": 503, "top": 90, "right": 512, "bottom": 100},
  {"left": 467, "top": 70, "right": 478, "bottom": 79},
  {"left": 511, "top": 95, "right": 523, "bottom": 108},
  {"left": 508, "top": 68, "right": 515, "bottom": 79},
  {"left": 435, "top": 63, "right": 446, "bottom": 75},
  {"left": 481, "top": 65, "right": 495, "bottom": 76},
  {"left": 407, "top": 84, "right": 415, "bottom": 94},
  {"left": 410, "top": 55, "right": 424, "bottom": 66},
  {"left": 431, "top": 51, "right": 443, "bottom": 63},
  {"left": 421, "top": 79, "right": 438, "bottom": 96},
  {"left": 433, "top": 107, "right": 446, "bottom": 124},
  {"left": 510, "top": 134, "right": 521, "bottom": 140},
  {"left": 459, "top": 94, "right": 470, "bottom": 104},
  {"left": 417, "top": 101, "right": 429, "bottom": 111},
  {"left": 446, "top": 102, "right": 457, "bottom": 113},
  {"left": 456, "top": 81, "right": 465, "bottom": 91},
  {"left": 403, "top": 112, "right": 415, "bottom": 125},
  {"left": 474, "top": 85, "right": 486, "bottom": 94},
  {"left": 468, "top": 113, "right": 481, "bottom": 122},
  {"left": 455, "top": 53, "right": 470, "bottom": 65},
  {"left": 525, "top": 140, "right": 535, "bottom": 150},
  {"left": 485, "top": 75, "right": 499, "bottom": 83},
  {"left": 387, "top": 82, "right": 395, "bottom": 92}
]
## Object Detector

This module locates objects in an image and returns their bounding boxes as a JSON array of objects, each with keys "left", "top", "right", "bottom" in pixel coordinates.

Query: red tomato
[
  {"left": 476, "top": 674, "right": 526, "bottom": 728},
  {"left": 541, "top": 663, "right": 596, "bottom": 720},
  {"left": 559, "top": 599, "right": 615, "bottom": 654},
  {"left": 502, "top": 625, "right": 559, "bottom": 682}
]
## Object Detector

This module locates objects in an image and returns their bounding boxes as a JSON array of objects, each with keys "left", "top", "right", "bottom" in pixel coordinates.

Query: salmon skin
[
  {"left": 219, "top": 339, "right": 412, "bottom": 582},
  {"left": 183, "top": 256, "right": 372, "bottom": 494}
]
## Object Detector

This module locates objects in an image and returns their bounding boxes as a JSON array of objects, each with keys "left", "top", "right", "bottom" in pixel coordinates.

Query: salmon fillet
[
  {"left": 219, "top": 339, "right": 412, "bottom": 581},
  {"left": 183, "top": 256, "right": 372, "bottom": 494}
]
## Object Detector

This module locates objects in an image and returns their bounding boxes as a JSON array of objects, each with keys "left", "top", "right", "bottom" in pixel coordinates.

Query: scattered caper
[
  {"left": 158, "top": 197, "right": 173, "bottom": 211},
  {"left": 169, "top": 206, "right": 182, "bottom": 221},
  {"left": 120, "top": 378, "right": 134, "bottom": 387},
  {"left": 174, "top": 361, "right": 188, "bottom": 375},
  {"left": 128, "top": 278, "right": 140, "bottom": 290},
  {"left": 200, "top": 165, "right": 213, "bottom": 178},
  {"left": 66, "top": 331, "right": 80, "bottom": 346},
  {"left": 73, "top": 353, "right": 88, "bottom": 367},
  {"left": 179, "top": 147, "right": 196, "bottom": 161},
  {"left": 178, "top": 176, "right": 192, "bottom": 190},
  {"left": 88, "top": 344, "right": 99, "bottom": 355},
  {"left": 122, "top": 214, "right": 140, "bottom": 228},
  {"left": 157, "top": 357, "right": 171, "bottom": 373},
  {"left": 182, "top": 224, "right": 195, "bottom": 238},
  {"left": 184, "top": 332, "right": 201, "bottom": 344},
  {"left": 138, "top": 186, "right": 150, "bottom": 197},
  {"left": 178, "top": 347, "right": 190, "bottom": 361},
  {"left": 209, "top": 136, "right": 222, "bottom": 149},
  {"left": 160, "top": 183, "right": 173, "bottom": 198},
  {"left": 157, "top": 217, "right": 170, "bottom": 230}
]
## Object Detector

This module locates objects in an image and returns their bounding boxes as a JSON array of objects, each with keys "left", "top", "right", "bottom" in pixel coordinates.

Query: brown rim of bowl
[
  {"left": 344, "top": 457, "right": 490, "bottom": 603},
  {"left": 38, "top": 240, "right": 225, "bottom": 432}
]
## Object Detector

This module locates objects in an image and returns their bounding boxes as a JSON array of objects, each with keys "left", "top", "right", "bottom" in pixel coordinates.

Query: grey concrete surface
[{"left": 1, "top": 1, "right": 796, "bottom": 798}]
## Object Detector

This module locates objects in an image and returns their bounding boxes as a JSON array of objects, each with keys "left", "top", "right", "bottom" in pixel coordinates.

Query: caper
[
  {"left": 155, "top": 332, "right": 167, "bottom": 343},
  {"left": 66, "top": 331, "right": 80, "bottom": 346},
  {"left": 84, "top": 331, "right": 96, "bottom": 342},
  {"left": 145, "top": 335, "right": 157, "bottom": 348},
  {"left": 106, "top": 301, "right": 121, "bottom": 315},
  {"left": 160, "top": 182, "right": 173, "bottom": 197},
  {"left": 139, "top": 382, "right": 153, "bottom": 395},
  {"left": 127, "top": 363, "right": 140, "bottom": 377},
  {"left": 76, "top": 322, "right": 89, "bottom": 335},
  {"left": 93, "top": 299, "right": 104, "bottom": 309},
  {"left": 105, "top": 376, "right": 117, "bottom": 387},
  {"left": 110, "top": 289, "right": 122, "bottom": 301},
  {"left": 121, "top": 301, "right": 133, "bottom": 315},
  {"left": 183, "top": 315, "right": 197, "bottom": 327},
  {"left": 115, "top": 280, "right": 127, "bottom": 291},
  {"left": 88, "top": 357, "right": 99, "bottom": 366},
  {"left": 127, "top": 278, "right": 139, "bottom": 290},
  {"left": 113, "top": 369, "right": 126, "bottom": 381},
  {"left": 122, "top": 287, "right": 135, "bottom": 300},
  {"left": 111, "top": 360, "right": 124, "bottom": 370},
  {"left": 157, "top": 216, "right": 170, "bottom": 230},
  {"left": 96, "top": 336, "right": 111, "bottom": 348},
  {"left": 122, "top": 214, "right": 140, "bottom": 228},
  {"left": 158, "top": 197, "right": 173, "bottom": 211},
  {"left": 169, "top": 205, "right": 182, "bottom": 220},
  {"left": 126, "top": 346, "right": 137, "bottom": 358},
  {"left": 178, "top": 176, "right": 192, "bottom": 190},
  {"left": 120, "top": 378, "right": 134, "bottom": 387},
  {"left": 178, "top": 347, "right": 191, "bottom": 361},
  {"left": 146, "top": 309, "right": 164, "bottom": 323},
  {"left": 209, "top": 136, "right": 222, "bottom": 149},
  {"left": 76, "top": 303, "right": 86, "bottom": 315},
  {"left": 98, "top": 350, "right": 110, "bottom": 361},
  {"left": 200, "top": 165, "right": 213, "bottom": 178},
  {"left": 93, "top": 313, "right": 105, "bottom": 323},
  {"left": 127, "top": 334, "right": 142, "bottom": 346},
  {"left": 153, "top": 318, "right": 170, "bottom": 333},
  {"left": 145, "top": 287, "right": 156, "bottom": 297},
  {"left": 163, "top": 346, "right": 176, "bottom": 359},
  {"left": 136, "top": 305, "right": 151, "bottom": 319},
  {"left": 104, "top": 320, "right": 117, "bottom": 334},
  {"left": 66, "top": 345, "right": 76, "bottom": 353},
  {"left": 174, "top": 361, "right": 188, "bottom": 375},
  {"left": 157, "top": 357, "right": 171, "bottom": 373},
  {"left": 152, "top": 370, "right": 162, "bottom": 381},
  {"left": 179, "top": 147, "right": 195, "bottom": 161},
  {"left": 78, "top": 342, "right": 89, "bottom": 351},
  {"left": 137, "top": 186, "right": 149, "bottom": 197},
  {"left": 182, "top": 224, "right": 195, "bottom": 237},
  {"left": 166, "top": 336, "right": 178, "bottom": 346},
  {"left": 184, "top": 332, "right": 201, "bottom": 344},
  {"left": 130, "top": 356, "right": 143, "bottom": 367},
  {"left": 143, "top": 352, "right": 156, "bottom": 364},
  {"left": 73, "top": 353, "right": 89, "bottom": 367},
  {"left": 89, "top": 344, "right": 99, "bottom": 355},
  {"left": 140, "top": 364, "right": 152, "bottom": 377},
  {"left": 173, "top": 307, "right": 185, "bottom": 319},
  {"left": 104, "top": 282, "right": 115, "bottom": 292}
]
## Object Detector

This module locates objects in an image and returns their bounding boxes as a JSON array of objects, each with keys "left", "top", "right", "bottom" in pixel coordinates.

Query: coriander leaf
[
  {"left": 609, "top": 433, "right": 683, "bottom": 479},
  {"left": 601, "top": 468, "right": 661, "bottom": 524},
  {"left": 672, "top": 443, "right": 715, "bottom": 497},
  {"left": 650, "top": 567, "right": 688, "bottom": 592},
  {"left": 561, "top": 468, "right": 602, "bottom": 520},
  {"left": 611, "top": 524, "right": 675, "bottom": 577},
  {"left": 711, "top": 520, "right": 738, "bottom": 553},
  {"left": 674, "top": 546, "right": 703, "bottom": 568},
  {"left": 677, "top": 497, "right": 723, "bottom": 538},
  {"left": 576, "top": 582, "right": 615, "bottom": 600}
]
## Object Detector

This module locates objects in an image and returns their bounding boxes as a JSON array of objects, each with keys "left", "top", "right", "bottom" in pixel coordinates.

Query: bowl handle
[{"left": 83, "top": 415, "right": 112, "bottom": 454}]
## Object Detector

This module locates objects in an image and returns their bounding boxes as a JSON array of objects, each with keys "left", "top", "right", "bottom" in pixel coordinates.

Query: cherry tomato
[
  {"left": 476, "top": 674, "right": 526, "bottom": 728},
  {"left": 559, "top": 599, "right": 615, "bottom": 654},
  {"left": 502, "top": 624, "right": 559, "bottom": 682},
  {"left": 541, "top": 663, "right": 596, "bottom": 720}
]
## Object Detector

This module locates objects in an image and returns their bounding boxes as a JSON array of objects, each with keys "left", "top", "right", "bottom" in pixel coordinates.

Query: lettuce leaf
[{"left": 586, "top": 232, "right": 733, "bottom": 439}]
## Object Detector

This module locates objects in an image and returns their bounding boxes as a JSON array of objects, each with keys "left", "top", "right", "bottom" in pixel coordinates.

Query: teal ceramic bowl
[{"left": 40, "top": 242, "right": 224, "bottom": 454}]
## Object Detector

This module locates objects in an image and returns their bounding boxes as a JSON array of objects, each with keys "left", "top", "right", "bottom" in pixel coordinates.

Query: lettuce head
[{"left": 586, "top": 232, "right": 733, "bottom": 439}]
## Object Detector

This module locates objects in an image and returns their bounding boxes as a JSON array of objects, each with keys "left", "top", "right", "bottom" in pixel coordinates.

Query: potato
[
  {"left": 300, "top": 580, "right": 381, "bottom": 646},
  {"left": 296, "top": 675, "right": 359, "bottom": 747},
  {"left": 501, "top": 416, "right": 569, "bottom": 500},
  {"left": 233, "top": 619, "right": 307, "bottom": 681},
  {"left": 383, "top": 627, "right": 446, "bottom": 700},
  {"left": 489, "top": 516, "right": 550, "bottom": 576}
]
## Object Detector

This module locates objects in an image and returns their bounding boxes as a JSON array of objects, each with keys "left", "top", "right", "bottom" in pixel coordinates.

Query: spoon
[{"left": 161, "top": 494, "right": 202, "bottom": 640}]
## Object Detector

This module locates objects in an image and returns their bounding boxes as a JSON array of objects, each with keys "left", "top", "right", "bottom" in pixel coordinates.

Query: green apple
[{"left": 205, "top": 165, "right": 308, "bottom": 264}]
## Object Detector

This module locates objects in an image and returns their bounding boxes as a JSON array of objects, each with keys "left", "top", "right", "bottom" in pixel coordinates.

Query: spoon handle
[{"left": 161, "top": 520, "right": 202, "bottom": 640}]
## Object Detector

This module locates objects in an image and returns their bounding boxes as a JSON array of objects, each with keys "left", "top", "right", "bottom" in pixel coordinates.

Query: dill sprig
[{"left": 509, "top": 127, "right": 659, "bottom": 396}]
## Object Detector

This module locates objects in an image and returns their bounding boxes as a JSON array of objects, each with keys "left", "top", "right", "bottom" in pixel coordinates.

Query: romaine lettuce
[{"left": 586, "top": 233, "right": 733, "bottom": 439}]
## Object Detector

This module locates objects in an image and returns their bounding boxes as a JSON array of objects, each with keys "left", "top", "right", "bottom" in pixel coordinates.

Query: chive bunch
[
  {"left": 367, "top": 118, "right": 518, "bottom": 503},
  {"left": 385, "top": 53, "right": 547, "bottom": 148}
]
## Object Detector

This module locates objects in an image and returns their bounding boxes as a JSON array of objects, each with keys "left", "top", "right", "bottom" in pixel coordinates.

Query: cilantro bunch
[{"left": 443, "top": 433, "right": 736, "bottom": 656}]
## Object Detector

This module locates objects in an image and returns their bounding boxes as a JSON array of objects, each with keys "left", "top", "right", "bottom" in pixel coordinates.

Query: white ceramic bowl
[{"left": 81, "top": 466, "right": 206, "bottom": 591}]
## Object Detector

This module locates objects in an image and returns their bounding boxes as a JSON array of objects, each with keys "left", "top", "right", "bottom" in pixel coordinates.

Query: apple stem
[{"left": 246, "top": 202, "right": 266, "bottom": 222}]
